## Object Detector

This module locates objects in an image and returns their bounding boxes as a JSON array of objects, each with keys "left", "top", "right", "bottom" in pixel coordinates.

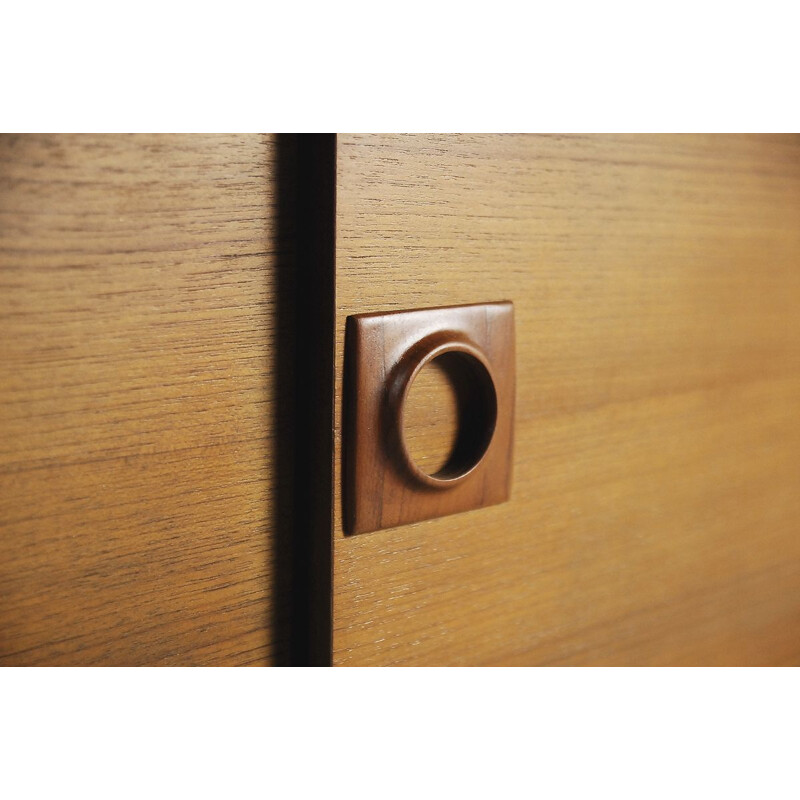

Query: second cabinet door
[{"left": 331, "top": 133, "right": 800, "bottom": 666}]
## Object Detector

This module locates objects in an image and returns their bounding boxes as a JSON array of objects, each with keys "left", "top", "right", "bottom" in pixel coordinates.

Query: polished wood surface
[
  {"left": 333, "top": 134, "right": 800, "bottom": 665},
  {"left": 0, "top": 134, "right": 286, "bottom": 664},
  {"left": 344, "top": 302, "right": 514, "bottom": 534}
]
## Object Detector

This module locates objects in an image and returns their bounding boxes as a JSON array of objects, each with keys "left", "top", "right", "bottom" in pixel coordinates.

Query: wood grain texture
[
  {"left": 333, "top": 133, "right": 800, "bottom": 666},
  {"left": 404, "top": 355, "right": 463, "bottom": 474},
  {"left": 0, "top": 134, "right": 286, "bottom": 665}
]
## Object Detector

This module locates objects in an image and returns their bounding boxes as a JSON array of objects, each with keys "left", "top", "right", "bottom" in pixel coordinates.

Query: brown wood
[
  {"left": 0, "top": 134, "right": 289, "bottom": 665},
  {"left": 332, "top": 133, "right": 800, "bottom": 666},
  {"left": 345, "top": 302, "right": 515, "bottom": 534},
  {"left": 6, "top": 133, "right": 800, "bottom": 667},
  {"left": 404, "top": 353, "right": 463, "bottom": 474}
]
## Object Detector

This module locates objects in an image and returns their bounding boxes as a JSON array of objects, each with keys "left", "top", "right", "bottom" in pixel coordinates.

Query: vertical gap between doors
[{"left": 273, "top": 134, "right": 335, "bottom": 666}]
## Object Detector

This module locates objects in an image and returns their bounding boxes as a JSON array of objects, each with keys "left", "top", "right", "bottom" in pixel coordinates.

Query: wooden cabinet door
[
  {"left": 4, "top": 134, "right": 800, "bottom": 666},
  {"left": 332, "top": 134, "right": 800, "bottom": 666},
  {"left": 0, "top": 134, "right": 289, "bottom": 665}
]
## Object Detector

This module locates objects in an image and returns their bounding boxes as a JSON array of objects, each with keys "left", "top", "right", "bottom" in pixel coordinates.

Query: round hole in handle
[{"left": 397, "top": 340, "right": 498, "bottom": 489}]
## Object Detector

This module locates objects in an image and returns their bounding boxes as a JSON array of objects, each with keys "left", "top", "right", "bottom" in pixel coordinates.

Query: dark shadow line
[{"left": 272, "top": 134, "right": 335, "bottom": 666}]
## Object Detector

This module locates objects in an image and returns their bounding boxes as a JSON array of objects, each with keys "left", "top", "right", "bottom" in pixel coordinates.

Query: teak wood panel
[
  {"left": 0, "top": 134, "right": 285, "bottom": 665},
  {"left": 333, "top": 133, "right": 800, "bottom": 666}
]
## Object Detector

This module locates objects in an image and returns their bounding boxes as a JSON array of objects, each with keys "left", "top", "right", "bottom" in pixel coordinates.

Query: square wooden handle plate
[{"left": 344, "top": 301, "right": 515, "bottom": 535}]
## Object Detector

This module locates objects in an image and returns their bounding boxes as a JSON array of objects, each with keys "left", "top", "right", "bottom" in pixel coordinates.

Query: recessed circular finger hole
[{"left": 400, "top": 349, "right": 497, "bottom": 486}]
